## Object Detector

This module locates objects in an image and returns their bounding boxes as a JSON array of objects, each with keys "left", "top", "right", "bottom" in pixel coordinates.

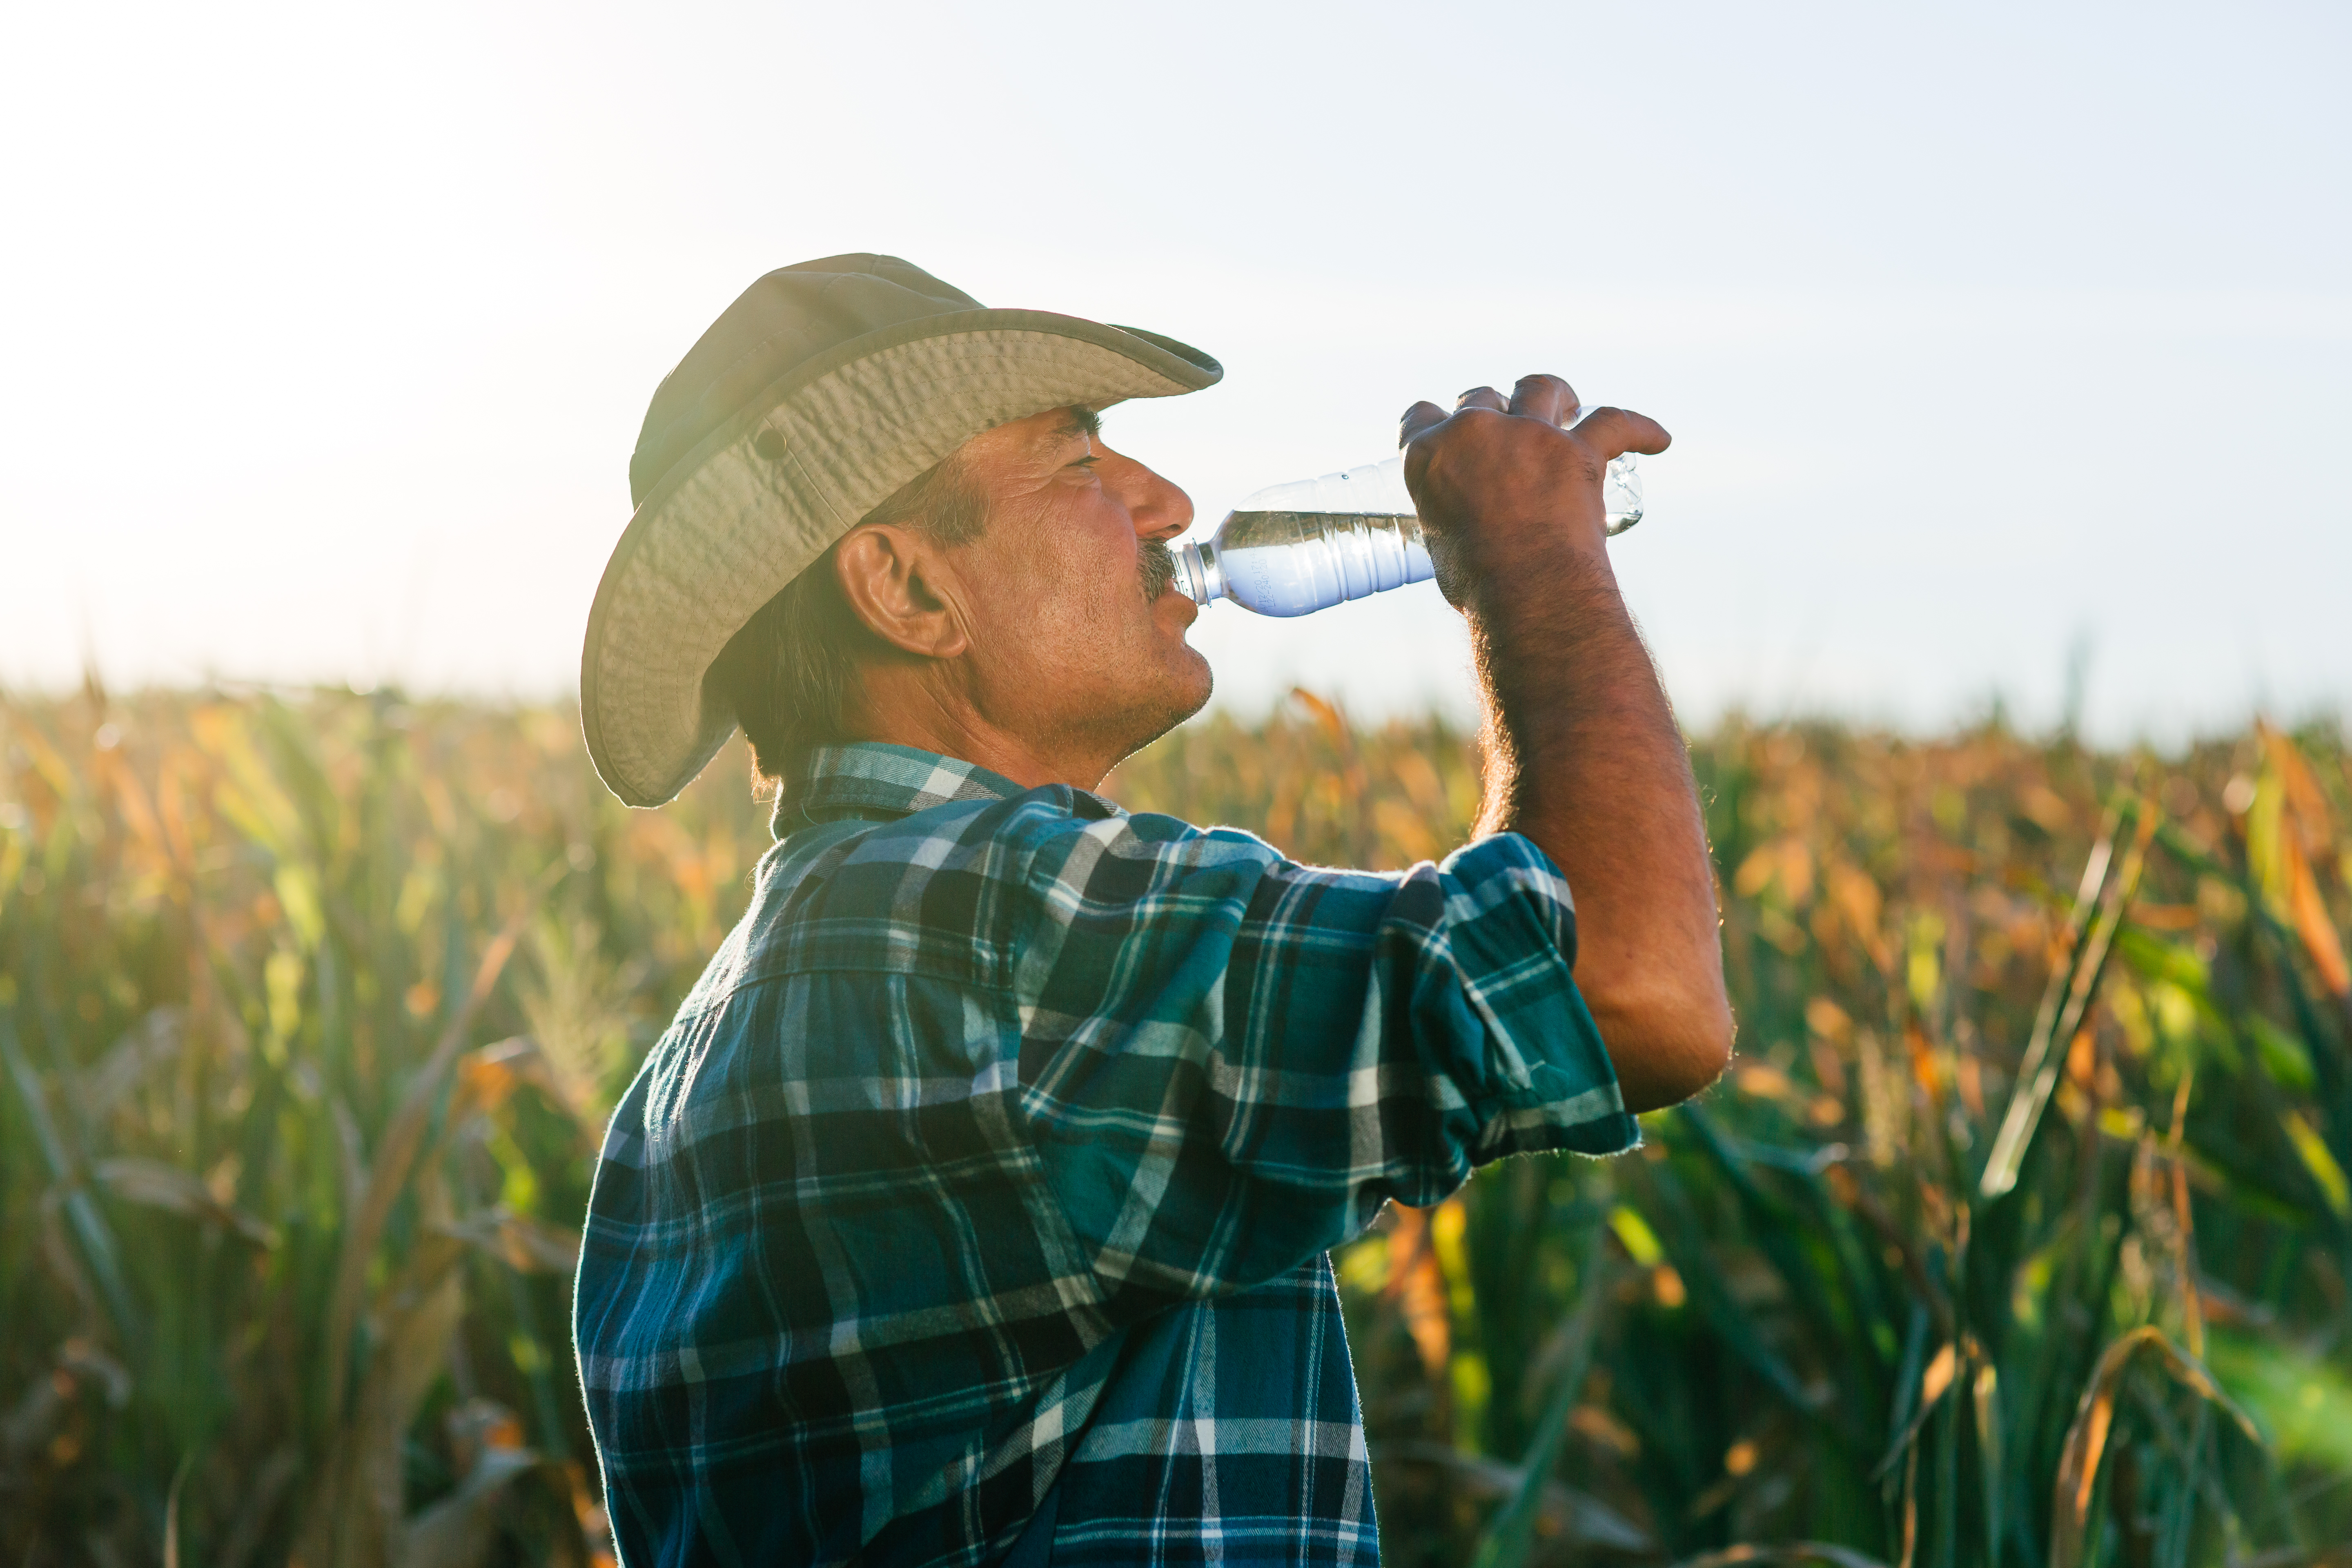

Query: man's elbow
[{"left": 1586, "top": 978, "right": 1734, "bottom": 1114}]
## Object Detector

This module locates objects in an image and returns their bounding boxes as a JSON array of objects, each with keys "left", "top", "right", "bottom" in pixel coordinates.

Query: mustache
[{"left": 1139, "top": 538, "right": 1179, "bottom": 601}]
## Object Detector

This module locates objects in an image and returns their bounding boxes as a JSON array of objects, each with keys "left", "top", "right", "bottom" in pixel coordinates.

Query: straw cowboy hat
[{"left": 580, "top": 254, "right": 1223, "bottom": 807}]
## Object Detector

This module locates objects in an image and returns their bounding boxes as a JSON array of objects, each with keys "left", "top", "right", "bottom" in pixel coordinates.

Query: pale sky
[{"left": 3, "top": 0, "right": 2346, "bottom": 743}]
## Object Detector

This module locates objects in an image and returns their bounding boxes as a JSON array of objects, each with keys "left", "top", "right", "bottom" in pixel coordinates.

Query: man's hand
[
  {"left": 1400, "top": 374, "right": 1664, "bottom": 591},
  {"left": 1401, "top": 374, "right": 1731, "bottom": 1113}
]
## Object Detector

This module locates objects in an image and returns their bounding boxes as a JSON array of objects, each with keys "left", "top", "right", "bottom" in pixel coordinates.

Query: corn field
[{"left": 2, "top": 682, "right": 2348, "bottom": 1567}]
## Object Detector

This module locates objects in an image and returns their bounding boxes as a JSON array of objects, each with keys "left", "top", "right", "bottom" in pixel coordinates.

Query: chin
[
  {"left": 1113, "top": 649, "right": 1212, "bottom": 763},
  {"left": 1169, "top": 644, "right": 1213, "bottom": 721}
]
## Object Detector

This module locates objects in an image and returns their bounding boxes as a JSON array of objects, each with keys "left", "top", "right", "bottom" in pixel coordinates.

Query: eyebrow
[{"left": 1057, "top": 406, "right": 1102, "bottom": 441}]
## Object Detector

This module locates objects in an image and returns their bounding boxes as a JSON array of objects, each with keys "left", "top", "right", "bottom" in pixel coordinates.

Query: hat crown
[{"left": 629, "top": 255, "right": 985, "bottom": 508}]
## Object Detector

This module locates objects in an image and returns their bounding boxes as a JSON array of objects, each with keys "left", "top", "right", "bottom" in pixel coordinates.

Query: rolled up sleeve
[{"left": 1003, "top": 811, "right": 1639, "bottom": 1317}]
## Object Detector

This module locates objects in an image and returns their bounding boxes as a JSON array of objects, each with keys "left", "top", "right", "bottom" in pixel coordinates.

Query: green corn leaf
[{"left": 1468, "top": 1232, "right": 1606, "bottom": 1568}]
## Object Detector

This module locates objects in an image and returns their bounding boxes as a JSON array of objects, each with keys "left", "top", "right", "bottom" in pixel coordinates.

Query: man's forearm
[
  {"left": 1464, "top": 535, "right": 1732, "bottom": 1112},
  {"left": 1401, "top": 378, "right": 1731, "bottom": 1113}
]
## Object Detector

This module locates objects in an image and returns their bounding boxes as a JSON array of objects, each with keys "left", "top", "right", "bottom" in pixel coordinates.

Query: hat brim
[{"left": 581, "top": 308, "right": 1221, "bottom": 807}]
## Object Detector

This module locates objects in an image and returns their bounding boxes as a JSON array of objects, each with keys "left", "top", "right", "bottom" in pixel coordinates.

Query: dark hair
[{"left": 706, "top": 455, "right": 987, "bottom": 788}]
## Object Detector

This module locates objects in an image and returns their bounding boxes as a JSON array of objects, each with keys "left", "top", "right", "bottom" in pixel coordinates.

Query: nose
[{"left": 1105, "top": 450, "right": 1193, "bottom": 541}]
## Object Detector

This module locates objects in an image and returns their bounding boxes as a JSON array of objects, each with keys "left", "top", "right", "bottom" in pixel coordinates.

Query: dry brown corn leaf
[
  {"left": 2049, "top": 1324, "right": 2261, "bottom": 1568},
  {"left": 92, "top": 1157, "right": 275, "bottom": 1247},
  {"left": 437, "top": 1207, "right": 582, "bottom": 1276}
]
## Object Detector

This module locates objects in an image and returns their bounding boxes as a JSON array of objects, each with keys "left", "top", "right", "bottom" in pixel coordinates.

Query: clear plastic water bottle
[{"left": 1173, "top": 445, "right": 1643, "bottom": 617}]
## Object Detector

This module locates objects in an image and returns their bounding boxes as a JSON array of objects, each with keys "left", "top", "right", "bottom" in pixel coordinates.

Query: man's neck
[{"left": 852, "top": 666, "right": 1113, "bottom": 793}]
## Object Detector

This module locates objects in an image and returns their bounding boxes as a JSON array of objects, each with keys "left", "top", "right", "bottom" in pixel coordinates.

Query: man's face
[{"left": 933, "top": 406, "right": 1212, "bottom": 771}]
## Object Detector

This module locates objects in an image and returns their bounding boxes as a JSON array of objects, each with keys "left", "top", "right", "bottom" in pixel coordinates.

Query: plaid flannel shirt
[{"left": 574, "top": 742, "right": 1638, "bottom": 1568}]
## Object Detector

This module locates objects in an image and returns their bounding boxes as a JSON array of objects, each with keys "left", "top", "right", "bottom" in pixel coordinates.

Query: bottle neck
[{"left": 1174, "top": 537, "right": 1225, "bottom": 606}]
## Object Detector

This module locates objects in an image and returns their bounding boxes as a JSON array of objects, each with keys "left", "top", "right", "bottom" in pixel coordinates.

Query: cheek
[
  {"left": 962, "top": 523, "right": 1114, "bottom": 659},
  {"left": 962, "top": 501, "right": 1149, "bottom": 680},
  {"left": 1033, "top": 527, "right": 1139, "bottom": 630}
]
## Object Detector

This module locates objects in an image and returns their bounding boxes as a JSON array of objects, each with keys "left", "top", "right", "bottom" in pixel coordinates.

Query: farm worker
[{"left": 571, "top": 255, "right": 1731, "bottom": 1567}]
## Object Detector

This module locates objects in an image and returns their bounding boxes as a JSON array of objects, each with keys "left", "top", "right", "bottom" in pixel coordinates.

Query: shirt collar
[{"left": 769, "top": 742, "right": 1034, "bottom": 837}]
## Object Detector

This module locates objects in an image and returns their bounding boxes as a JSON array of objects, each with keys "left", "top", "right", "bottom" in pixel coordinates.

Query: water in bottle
[{"left": 1173, "top": 446, "right": 1643, "bottom": 617}]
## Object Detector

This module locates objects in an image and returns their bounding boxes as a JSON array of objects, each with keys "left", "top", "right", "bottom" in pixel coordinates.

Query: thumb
[{"left": 1569, "top": 406, "right": 1671, "bottom": 462}]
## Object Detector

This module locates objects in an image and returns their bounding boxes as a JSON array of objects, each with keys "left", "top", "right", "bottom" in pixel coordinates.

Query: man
[{"left": 573, "top": 254, "right": 1731, "bottom": 1568}]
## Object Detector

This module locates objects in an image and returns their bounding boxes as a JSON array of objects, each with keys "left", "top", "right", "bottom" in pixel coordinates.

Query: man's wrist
[{"left": 1453, "top": 520, "right": 1619, "bottom": 624}]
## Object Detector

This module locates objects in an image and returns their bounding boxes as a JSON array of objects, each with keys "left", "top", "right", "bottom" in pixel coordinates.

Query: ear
[{"left": 833, "top": 524, "right": 969, "bottom": 659}]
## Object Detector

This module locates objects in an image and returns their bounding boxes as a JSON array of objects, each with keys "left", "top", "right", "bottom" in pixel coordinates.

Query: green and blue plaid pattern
[{"left": 573, "top": 742, "right": 1637, "bottom": 1567}]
